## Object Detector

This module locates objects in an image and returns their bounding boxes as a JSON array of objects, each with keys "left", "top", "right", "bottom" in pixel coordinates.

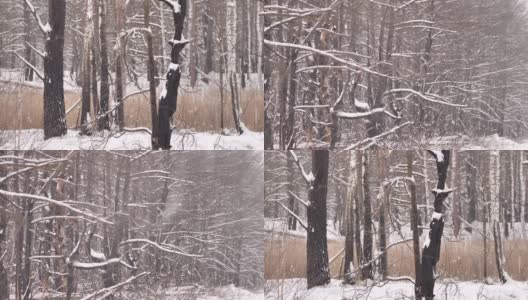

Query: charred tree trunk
[
  {"left": 418, "top": 150, "right": 451, "bottom": 299},
  {"left": 306, "top": 150, "right": 330, "bottom": 289},
  {"left": 156, "top": 0, "right": 188, "bottom": 149},
  {"left": 43, "top": 0, "right": 67, "bottom": 139}
]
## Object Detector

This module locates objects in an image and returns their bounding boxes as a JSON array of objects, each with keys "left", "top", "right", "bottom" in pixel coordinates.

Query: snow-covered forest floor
[
  {"left": 0, "top": 70, "right": 264, "bottom": 150},
  {"left": 265, "top": 278, "right": 528, "bottom": 300},
  {"left": 0, "top": 128, "right": 263, "bottom": 150},
  {"left": 162, "top": 285, "right": 264, "bottom": 300}
]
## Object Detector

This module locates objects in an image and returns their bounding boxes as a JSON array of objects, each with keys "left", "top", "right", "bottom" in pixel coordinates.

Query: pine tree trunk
[
  {"left": 306, "top": 150, "right": 330, "bottom": 289},
  {"left": 43, "top": 0, "right": 67, "bottom": 139}
]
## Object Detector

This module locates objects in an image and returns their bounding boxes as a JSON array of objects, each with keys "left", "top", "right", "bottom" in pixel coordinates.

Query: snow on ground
[
  {"left": 265, "top": 278, "right": 528, "bottom": 300},
  {"left": 0, "top": 129, "right": 263, "bottom": 150},
  {"left": 265, "top": 218, "right": 344, "bottom": 240},
  {"left": 164, "top": 284, "right": 264, "bottom": 300},
  {"left": 425, "top": 134, "right": 528, "bottom": 150}
]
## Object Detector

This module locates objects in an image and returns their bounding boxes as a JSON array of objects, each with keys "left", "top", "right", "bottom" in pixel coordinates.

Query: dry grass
[
  {"left": 265, "top": 236, "right": 528, "bottom": 281},
  {"left": 0, "top": 83, "right": 263, "bottom": 132}
]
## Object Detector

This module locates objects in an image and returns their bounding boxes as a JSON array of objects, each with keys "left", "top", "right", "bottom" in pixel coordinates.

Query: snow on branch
[
  {"left": 71, "top": 258, "right": 122, "bottom": 269},
  {"left": 276, "top": 201, "right": 308, "bottom": 230},
  {"left": 24, "top": 0, "right": 51, "bottom": 35},
  {"left": 121, "top": 239, "right": 201, "bottom": 257},
  {"left": 80, "top": 272, "right": 149, "bottom": 300},
  {"left": 288, "top": 151, "right": 314, "bottom": 185},
  {"left": 264, "top": 40, "right": 388, "bottom": 78},
  {"left": 386, "top": 89, "right": 467, "bottom": 108},
  {"left": 288, "top": 191, "right": 310, "bottom": 207},
  {"left": 14, "top": 53, "right": 44, "bottom": 81},
  {"left": 344, "top": 122, "right": 412, "bottom": 150},
  {"left": 0, "top": 189, "right": 113, "bottom": 225}
]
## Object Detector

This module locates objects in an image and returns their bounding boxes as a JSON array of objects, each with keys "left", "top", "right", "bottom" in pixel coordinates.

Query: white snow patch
[
  {"left": 430, "top": 150, "right": 444, "bottom": 162},
  {"left": 165, "top": 284, "right": 263, "bottom": 300},
  {"left": 169, "top": 63, "right": 179, "bottom": 71},
  {"left": 432, "top": 212, "right": 443, "bottom": 220},
  {"left": 265, "top": 278, "right": 528, "bottom": 300},
  {"left": 0, "top": 129, "right": 263, "bottom": 150},
  {"left": 423, "top": 235, "right": 431, "bottom": 248}
]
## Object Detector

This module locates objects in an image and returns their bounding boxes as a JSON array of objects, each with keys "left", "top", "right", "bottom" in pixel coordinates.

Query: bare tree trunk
[
  {"left": 23, "top": 1, "right": 34, "bottom": 81},
  {"left": 361, "top": 151, "right": 373, "bottom": 280},
  {"left": 306, "top": 150, "right": 330, "bottom": 289},
  {"left": 344, "top": 151, "right": 356, "bottom": 284},
  {"left": 156, "top": 0, "right": 188, "bottom": 149},
  {"left": 114, "top": 0, "right": 126, "bottom": 131},
  {"left": 80, "top": 0, "right": 94, "bottom": 135},
  {"left": 418, "top": 150, "right": 451, "bottom": 299},
  {"left": 43, "top": 0, "right": 67, "bottom": 139},
  {"left": 378, "top": 150, "right": 389, "bottom": 280},
  {"left": 98, "top": 0, "right": 110, "bottom": 130},
  {"left": 408, "top": 151, "right": 422, "bottom": 299},
  {"left": 144, "top": 0, "right": 159, "bottom": 148}
]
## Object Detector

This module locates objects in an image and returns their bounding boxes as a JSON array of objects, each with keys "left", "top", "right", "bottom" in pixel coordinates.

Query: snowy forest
[
  {"left": 0, "top": 0, "right": 264, "bottom": 150},
  {"left": 263, "top": 0, "right": 528, "bottom": 150},
  {"left": 265, "top": 150, "right": 528, "bottom": 299},
  {"left": 0, "top": 150, "right": 264, "bottom": 299}
]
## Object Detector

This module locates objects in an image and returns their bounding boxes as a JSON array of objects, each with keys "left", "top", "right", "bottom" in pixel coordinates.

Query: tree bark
[
  {"left": 418, "top": 150, "right": 451, "bottom": 299},
  {"left": 306, "top": 150, "right": 330, "bottom": 289},
  {"left": 156, "top": 0, "right": 188, "bottom": 149},
  {"left": 343, "top": 151, "right": 356, "bottom": 284},
  {"left": 43, "top": 0, "right": 67, "bottom": 139},
  {"left": 408, "top": 151, "right": 422, "bottom": 299},
  {"left": 98, "top": 0, "right": 110, "bottom": 130},
  {"left": 144, "top": 0, "right": 159, "bottom": 148},
  {"left": 361, "top": 151, "right": 373, "bottom": 280}
]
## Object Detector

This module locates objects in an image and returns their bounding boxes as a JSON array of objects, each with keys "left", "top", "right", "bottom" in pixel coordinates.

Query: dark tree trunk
[
  {"left": 361, "top": 151, "right": 373, "bottom": 280},
  {"left": 408, "top": 151, "right": 422, "bottom": 299},
  {"left": 354, "top": 152, "right": 363, "bottom": 268},
  {"left": 98, "top": 0, "right": 110, "bottom": 130},
  {"left": 80, "top": 23, "right": 92, "bottom": 136},
  {"left": 263, "top": 0, "right": 273, "bottom": 150},
  {"left": 0, "top": 152, "right": 9, "bottom": 300},
  {"left": 286, "top": 156, "right": 297, "bottom": 230},
  {"left": 43, "top": 0, "right": 67, "bottom": 139},
  {"left": 202, "top": 0, "right": 214, "bottom": 84},
  {"left": 144, "top": 0, "right": 159, "bottom": 149},
  {"left": 493, "top": 221, "right": 507, "bottom": 284},
  {"left": 306, "top": 150, "right": 330, "bottom": 289},
  {"left": 378, "top": 150, "right": 389, "bottom": 280},
  {"left": 343, "top": 152, "right": 356, "bottom": 284},
  {"left": 466, "top": 154, "right": 477, "bottom": 224},
  {"left": 114, "top": 0, "right": 126, "bottom": 131},
  {"left": 22, "top": 198, "right": 34, "bottom": 300},
  {"left": 23, "top": 1, "right": 34, "bottom": 81},
  {"left": 156, "top": 0, "right": 188, "bottom": 149},
  {"left": 418, "top": 150, "right": 451, "bottom": 299}
]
